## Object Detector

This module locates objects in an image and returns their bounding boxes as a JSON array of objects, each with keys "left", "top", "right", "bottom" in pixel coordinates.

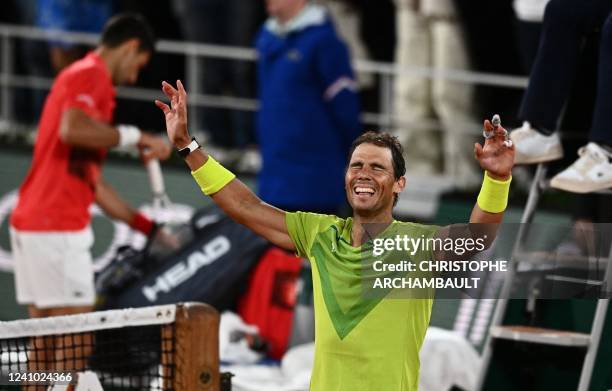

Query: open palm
[
  {"left": 155, "top": 80, "right": 190, "bottom": 148},
  {"left": 474, "top": 119, "right": 515, "bottom": 180}
]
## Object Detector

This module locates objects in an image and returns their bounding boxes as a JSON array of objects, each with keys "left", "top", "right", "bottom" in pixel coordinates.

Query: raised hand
[
  {"left": 474, "top": 118, "right": 515, "bottom": 180},
  {"left": 155, "top": 80, "right": 191, "bottom": 149}
]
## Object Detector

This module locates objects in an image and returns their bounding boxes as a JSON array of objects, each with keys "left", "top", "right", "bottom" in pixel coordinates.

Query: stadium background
[{"left": 0, "top": 0, "right": 611, "bottom": 389}]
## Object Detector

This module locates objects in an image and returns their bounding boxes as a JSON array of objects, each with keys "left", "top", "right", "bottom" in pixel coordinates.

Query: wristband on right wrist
[
  {"left": 191, "top": 156, "right": 236, "bottom": 195},
  {"left": 476, "top": 171, "right": 512, "bottom": 213}
]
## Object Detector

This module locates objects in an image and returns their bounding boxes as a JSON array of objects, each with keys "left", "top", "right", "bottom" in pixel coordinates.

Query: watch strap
[{"left": 177, "top": 137, "right": 200, "bottom": 158}]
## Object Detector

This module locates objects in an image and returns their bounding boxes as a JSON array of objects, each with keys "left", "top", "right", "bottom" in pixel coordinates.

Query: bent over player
[
  {"left": 157, "top": 80, "right": 515, "bottom": 390},
  {"left": 11, "top": 15, "right": 170, "bottom": 330}
]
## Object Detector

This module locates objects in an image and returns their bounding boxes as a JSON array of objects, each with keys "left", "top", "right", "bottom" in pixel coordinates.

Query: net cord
[{"left": 0, "top": 304, "right": 177, "bottom": 339}]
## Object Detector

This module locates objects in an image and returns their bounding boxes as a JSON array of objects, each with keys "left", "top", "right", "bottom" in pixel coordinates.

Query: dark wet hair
[
  {"left": 100, "top": 13, "right": 155, "bottom": 53},
  {"left": 348, "top": 131, "right": 406, "bottom": 179},
  {"left": 347, "top": 131, "right": 406, "bottom": 206}
]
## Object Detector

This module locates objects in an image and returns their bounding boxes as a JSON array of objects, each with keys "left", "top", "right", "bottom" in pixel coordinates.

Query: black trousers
[{"left": 519, "top": 0, "right": 612, "bottom": 145}]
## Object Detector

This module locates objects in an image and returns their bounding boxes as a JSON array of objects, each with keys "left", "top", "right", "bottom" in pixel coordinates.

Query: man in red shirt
[{"left": 10, "top": 14, "right": 170, "bottom": 324}]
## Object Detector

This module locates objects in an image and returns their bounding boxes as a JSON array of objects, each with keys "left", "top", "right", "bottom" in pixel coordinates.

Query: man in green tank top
[{"left": 156, "top": 80, "right": 515, "bottom": 390}]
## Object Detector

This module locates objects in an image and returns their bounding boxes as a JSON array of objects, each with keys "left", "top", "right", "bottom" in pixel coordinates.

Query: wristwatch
[{"left": 177, "top": 137, "right": 200, "bottom": 158}]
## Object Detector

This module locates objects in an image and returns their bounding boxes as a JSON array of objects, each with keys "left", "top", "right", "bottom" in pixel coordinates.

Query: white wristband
[{"left": 116, "top": 124, "right": 142, "bottom": 148}]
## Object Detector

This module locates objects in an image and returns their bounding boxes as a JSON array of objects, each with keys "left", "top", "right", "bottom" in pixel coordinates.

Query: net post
[{"left": 172, "top": 302, "right": 220, "bottom": 391}]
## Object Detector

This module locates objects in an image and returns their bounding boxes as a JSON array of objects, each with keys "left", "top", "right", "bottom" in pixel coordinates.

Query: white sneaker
[
  {"left": 509, "top": 122, "right": 563, "bottom": 164},
  {"left": 550, "top": 142, "right": 612, "bottom": 193}
]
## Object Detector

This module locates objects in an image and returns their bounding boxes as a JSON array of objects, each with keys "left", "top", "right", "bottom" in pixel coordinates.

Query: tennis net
[{"left": 0, "top": 302, "right": 220, "bottom": 390}]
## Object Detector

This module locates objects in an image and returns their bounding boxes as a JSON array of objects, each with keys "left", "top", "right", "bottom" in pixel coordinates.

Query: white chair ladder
[{"left": 476, "top": 163, "right": 612, "bottom": 391}]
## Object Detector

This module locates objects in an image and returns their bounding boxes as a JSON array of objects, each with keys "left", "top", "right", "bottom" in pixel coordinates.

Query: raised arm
[
  {"left": 469, "top": 118, "right": 514, "bottom": 225},
  {"left": 434, "top": 118, "right": 514, "bottom": 261},
  {"left": 155, "top": 80, "right": 295, "bottom": 251}
]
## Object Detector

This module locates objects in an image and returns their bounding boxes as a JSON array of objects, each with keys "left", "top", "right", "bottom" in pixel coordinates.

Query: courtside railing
[
  {"left": 0, "top": 23, "right": 529, "bottom": 135},
  {"left": 0, "top": 23, "right": 531, "bottom": 193}
]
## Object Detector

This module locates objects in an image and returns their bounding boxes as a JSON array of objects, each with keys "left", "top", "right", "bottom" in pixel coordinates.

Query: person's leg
[
  {"left": 431, "top": 14, "right": 481, "bottom": 187},
  {"left": 32, "top": 228, "right": 96, "bottom": 373},
  {"left": 393, "top": 3, "right": 441, "bottom": 174},
  {"left": 551, "top": 11, "right": 612, "bottom": 193},
  {"left": 12, "top": 227, "right": 95, "bottom": 390},
  {"left": 226, "top": 0, "right": 258, "bottom": 148},
  {"left": 47, "top": 306, "right": 95, "bottom": 372},
  {"left": 519, "top": 0, "right": 604, "bottom": 132},
  {"left": 197, "top": 0, "right": 233, "bottom": 147},
  {"left": 589, "top": 12, "right": 612, "bottom": 147},
  {"left": 27, "top": 305, "right": 55, "bottom": 385},
  {"left": 515, "top": 21, "right": 543, "bottom": 73},
  {"left": 11, "top": 229, "right": 53, "bottom": 381},
  {"left": 176, "top": 0, "right": 231, "bottom": 146},
  {"left": 26, "top": 305, "right": 93, "bottom": 374}
]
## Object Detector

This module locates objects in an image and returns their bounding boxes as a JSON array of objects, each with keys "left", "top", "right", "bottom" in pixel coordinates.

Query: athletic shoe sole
[
  {"left": 514, "top": 149, "right": 563, "bottom": 165},
  {"left": 550, "top": 177, "right": 612, "bottom": 193}
]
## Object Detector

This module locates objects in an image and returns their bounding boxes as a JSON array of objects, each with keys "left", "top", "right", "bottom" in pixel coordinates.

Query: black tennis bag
[
  {"left": 96, "top": 205, "right": 270, "bottom": 311},
  {"left": 91, "top": 206, "right": 269, "bottom": 377}
]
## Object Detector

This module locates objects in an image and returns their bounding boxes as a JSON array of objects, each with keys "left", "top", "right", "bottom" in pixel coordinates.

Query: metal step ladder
[{"left": 476, "top": 163, "right": 612, "bottom": 391}]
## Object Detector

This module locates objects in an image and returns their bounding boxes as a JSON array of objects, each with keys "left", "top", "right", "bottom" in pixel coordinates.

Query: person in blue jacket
[
  {"left": 255, "top": 0, "right": 362, "bottom": 214},
  {"left": 37, "top": 0, "right": 114, "bottom": 72}
]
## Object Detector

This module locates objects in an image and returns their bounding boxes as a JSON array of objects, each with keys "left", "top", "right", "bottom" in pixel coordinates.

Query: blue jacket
[{"left": 255, "top": 7, "right": 361, "bottom": 212}]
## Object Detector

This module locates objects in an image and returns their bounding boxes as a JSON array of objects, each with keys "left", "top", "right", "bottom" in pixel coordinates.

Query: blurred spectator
[
  {"left": 510, "top": 0, "right": 612, "bottom": 194},
  {"left": 455, "top": 0, "right": 524, "bottom": 131},
  {"left": 115, "top": 0, "right": 186, "bottom": 132},
  {"left": 324, "top": 0, "right": 374, "bottom": 88},
  {"left": 359, "top": 0, "right": 396, "bottom": 63},
  {"left": 513, "top": 0, "right": 550, "bottom": 22},
  {"left": 8, "top": 0, "right": 50, "bottom": 125},
  {"left": 37, "top": 0, "right": 114, "bottom": 73},
  {"left": 321, "top": 0, "right": 396, "bottom": 126},
  {"left": 255, "top": 0, "right": 361, "bottom": 214},
  {"left": 513, "top": 0, "right": 550, "bottom": 71},
  {"left": 1, "top": 0, "right": 19, "bottom": 23},
  {"left": 392, "top": 0, "right": 480, "bottom": 187},
  {"left": 171, "top": 0, "right": 262, "bottom": 152}
]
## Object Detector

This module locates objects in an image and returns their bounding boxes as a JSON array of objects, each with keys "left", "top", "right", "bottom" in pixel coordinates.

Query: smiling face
[{"left": 345, "top": 143, "right": 406, "bottom": 219}]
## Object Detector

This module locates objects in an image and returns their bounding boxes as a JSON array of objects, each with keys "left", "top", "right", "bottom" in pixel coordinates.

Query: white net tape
[{"left": 0, "top": 304, "right": 176, "bottom": 339}]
